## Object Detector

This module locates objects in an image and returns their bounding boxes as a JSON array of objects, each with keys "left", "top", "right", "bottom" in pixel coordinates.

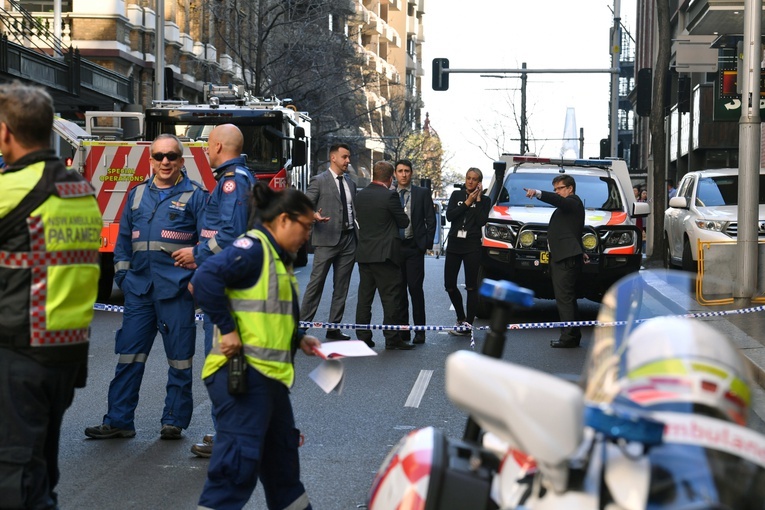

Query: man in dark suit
[
  {"left": 355, "top": 161, "right": 414, "bottom": 350},
  {"left": 301, "top": 143, "right": 357, "bottom": 341},
  {"left": 525, "top": 175, "right": 587, "bottom": 348},
  {"left": 395, "top": 159, "right": 436, "bottom": 344}
]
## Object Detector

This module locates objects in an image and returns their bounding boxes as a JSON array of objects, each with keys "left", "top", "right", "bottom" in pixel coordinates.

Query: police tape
[{"left": 93, "top": 302, "right": 765, "bottom": 333}]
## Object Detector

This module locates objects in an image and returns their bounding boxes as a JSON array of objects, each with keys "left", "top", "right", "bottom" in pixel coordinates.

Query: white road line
[{"left": 405, "top": 370, "right": 433, "bottom": 408}]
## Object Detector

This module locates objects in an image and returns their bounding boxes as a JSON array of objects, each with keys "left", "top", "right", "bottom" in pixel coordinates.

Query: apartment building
[{"left": 0, "top": 0, "right": 425, "bottom": 173}]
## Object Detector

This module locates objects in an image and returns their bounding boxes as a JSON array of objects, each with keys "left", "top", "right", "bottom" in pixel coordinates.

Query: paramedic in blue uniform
[
  {"left": 84, "top": 133, "right": 207, "bottom": 440},
  {"left": 170, "top": 124, "right": 256, "bottom": 456},
  {"left": 191, "top": 183, "right": 319, "bottom": 510}
]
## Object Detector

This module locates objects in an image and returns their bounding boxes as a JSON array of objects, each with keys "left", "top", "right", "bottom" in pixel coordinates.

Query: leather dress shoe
[
  {"left": 191, "top": 434, "right": 214, "bottom": 458},
  {"left": 357, "top": 337, "right": 375, "bottom": 348},
  {"left": 325, "top": 330, "right": 350, "bottom": 341},
  {"left": 550, "top": 338, "right": 580, "bottom": 348},
  {"left": 385, "top": 340, "right": 415, "bottom": 350},
  {"left": 413, "top": 332, "right": 426, "bottom": 345}
]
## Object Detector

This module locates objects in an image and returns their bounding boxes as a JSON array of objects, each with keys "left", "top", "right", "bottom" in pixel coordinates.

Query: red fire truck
[{"left": 55, "top": 84, "right": 311, "bottom": 300}]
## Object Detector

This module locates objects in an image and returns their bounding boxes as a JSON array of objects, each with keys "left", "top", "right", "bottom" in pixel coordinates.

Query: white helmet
[{"left": 588, "top": 315, "right": 751, "bottom": 425}]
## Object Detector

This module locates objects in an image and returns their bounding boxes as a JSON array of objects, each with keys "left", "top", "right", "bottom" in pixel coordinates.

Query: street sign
[{"left": 714, "top": 67, "right": 765, "bottom": 121}]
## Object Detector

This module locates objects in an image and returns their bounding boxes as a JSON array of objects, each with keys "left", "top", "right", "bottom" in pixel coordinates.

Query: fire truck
[{"left": 54, "top": 84, "right": 311, "bottom": 301}]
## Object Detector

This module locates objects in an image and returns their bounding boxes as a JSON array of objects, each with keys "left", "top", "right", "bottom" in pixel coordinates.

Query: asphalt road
[{"left": 54, "top": 255, "right": 765, "bottom": 508}]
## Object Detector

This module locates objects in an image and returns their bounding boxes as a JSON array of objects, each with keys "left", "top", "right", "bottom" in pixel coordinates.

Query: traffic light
[
  {"left": 600, "top": 138, "right": 610, "bottom": 159},
  {"left": 636, "top": 68, "right": 652, "bottom": 117},
  {"left": 432, "top": 58, "right": 449, "bottom": 91}
]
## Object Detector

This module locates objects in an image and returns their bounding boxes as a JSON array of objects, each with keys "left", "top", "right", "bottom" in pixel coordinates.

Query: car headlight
[
  {"left": 604, "top": 231, "right": 635, "bottom": 247},
  {"left": 485, "top": 223, "right": 515, "bottom": 242},
  {"left": 695, "top": 219, "right": 727, "bottom": 232},
  {"left": 518, "top": 230, "right": 535, "bottom": 248},
  {"left": 582, "top": 232, "right": 598, "bottom": 251}
]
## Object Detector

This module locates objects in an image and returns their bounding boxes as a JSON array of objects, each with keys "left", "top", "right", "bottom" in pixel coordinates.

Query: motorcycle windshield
[
  {"left": 583, "top": 270, "right": 752, "bottom": 425},
  {"left": 646, "top": 441, "right": 765, "bottom": 509},
  {"left": 582, "top": 270, "right": 765, "bottom": 508}
]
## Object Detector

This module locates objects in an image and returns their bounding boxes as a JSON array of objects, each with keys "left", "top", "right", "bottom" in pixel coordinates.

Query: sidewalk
[{"left": 718, "top": 311, "right": 765, "bottom": 389}]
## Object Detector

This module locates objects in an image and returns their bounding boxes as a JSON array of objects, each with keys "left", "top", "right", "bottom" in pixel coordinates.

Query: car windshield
[
  {"left": 696, "top": 175, "right": 765, "bottom": 206},
  {"left": 498, "top": 172, "right": 624, "bottom": 211}
]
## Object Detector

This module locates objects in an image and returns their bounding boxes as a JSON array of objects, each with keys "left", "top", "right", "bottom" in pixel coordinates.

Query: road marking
[{"left": 405, "top": 370, "right": 433, "bottom": 408}]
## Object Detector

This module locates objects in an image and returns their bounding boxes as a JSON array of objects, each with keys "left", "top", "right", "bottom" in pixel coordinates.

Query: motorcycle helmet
[{"left": 584, "top": 271, "right": 752, "bottom": 426}]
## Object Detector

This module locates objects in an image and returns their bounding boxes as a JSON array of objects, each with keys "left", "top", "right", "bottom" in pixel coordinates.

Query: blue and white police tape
[
  {"left": 93, "top": 302, "right": 206, "bottom": 322},
  {"left": 93, "top": 302, "right": 765, "bottom": 333}
]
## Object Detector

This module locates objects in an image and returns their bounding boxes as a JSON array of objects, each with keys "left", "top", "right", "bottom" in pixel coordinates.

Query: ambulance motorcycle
[{"left": 368, "top": 270, "right": 765, "bottom": 509}]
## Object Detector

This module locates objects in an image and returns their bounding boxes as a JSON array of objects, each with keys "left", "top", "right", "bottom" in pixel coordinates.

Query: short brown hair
[
  {"left": 372, "top": 160, "right": 394, "bottom": 182},
  {"left": 0, "top": 81, "right": 54, "bottom": 148}
]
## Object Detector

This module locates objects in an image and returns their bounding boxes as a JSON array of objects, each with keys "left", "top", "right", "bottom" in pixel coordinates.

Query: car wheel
[
  {"left": 475, "top": 265, "right": 492, "bottom": 319},
  {"left": 681, "top": 238, "right": 697, "bottom": 273}
]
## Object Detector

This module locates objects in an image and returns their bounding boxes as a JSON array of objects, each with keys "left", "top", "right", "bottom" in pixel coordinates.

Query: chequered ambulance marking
[{"left": 369, "top": 427, "right": 434, "bottom": 510}]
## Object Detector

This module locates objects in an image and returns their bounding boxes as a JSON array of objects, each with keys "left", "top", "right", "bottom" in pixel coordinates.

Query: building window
[{"left": 16, "top": 0, "right": 72, "bottom": 12}]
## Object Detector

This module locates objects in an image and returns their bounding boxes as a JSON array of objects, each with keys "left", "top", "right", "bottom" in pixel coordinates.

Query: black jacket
[
  {"left": 354, "top": 182, "right": 409, "bottom": 265},
  {"left": 539, "top": 191, "right": 585, "bottom": 262}
]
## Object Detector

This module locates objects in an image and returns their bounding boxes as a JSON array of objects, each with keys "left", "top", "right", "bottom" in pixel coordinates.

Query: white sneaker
[{"left": 449, "top": 321, "right": 472, "bottom": 336}]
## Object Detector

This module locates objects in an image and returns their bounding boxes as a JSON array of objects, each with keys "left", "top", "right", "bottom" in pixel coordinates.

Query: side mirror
[
  {"left": 292, "top": 140, "right": 307, "bottom": 167},
  {"left": 668, "top": 196, "right": 688, "bottom": 209},
  {"left": 632, "top": 201, "right": 650, "bottom": 217}
]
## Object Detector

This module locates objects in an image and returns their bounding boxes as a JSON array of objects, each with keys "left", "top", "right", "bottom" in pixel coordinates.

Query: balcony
[
  {"left": 164, "top": 22, "right": 180, "bottom": 45},
  {"left": 0, "top": 35, "right": 132, "bottom": 107},
  {"left": 220, "top": 54, "right": 233, "bottom": 72},
  {"left": 364, "top": 11, "right": 384, "bottom": 36},
  {"left": 355, "top": 2, "right": 371, "bottom": 24},
  {"left": 180, "top": 33, "right": 194, "bottom": 54}
]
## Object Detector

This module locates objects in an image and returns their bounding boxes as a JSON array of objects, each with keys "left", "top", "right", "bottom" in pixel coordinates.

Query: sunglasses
[{"left": 151, "top": 152, "right": 181, "bottom": 162}]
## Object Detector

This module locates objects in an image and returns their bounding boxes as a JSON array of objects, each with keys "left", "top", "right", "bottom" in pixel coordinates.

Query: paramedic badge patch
[
  {"left": 222, "top": 181, "right": 236, "bottom": 194},
  {"left": 233, "top": 237, "right": 254, "bottom": 250}
]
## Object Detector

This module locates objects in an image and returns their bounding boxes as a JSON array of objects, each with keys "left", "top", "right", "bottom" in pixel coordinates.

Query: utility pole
[
  {"left": 735, "top": 0, "right": 762, "bottom": 305},
  {"left": 154, "top": 0, "right": 165, "bottom": 101},
  {"left": 520, "top": 62, "right": 527, "bottom": 154},
  {"left": 609, "top": 0, "right": 621, "bottom": 157}
]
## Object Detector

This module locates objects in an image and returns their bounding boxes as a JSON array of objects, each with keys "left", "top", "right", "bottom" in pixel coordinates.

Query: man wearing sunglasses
[
  {"left": 85, "top": 134, "right": 208, "bottom": 440},
  {"left": 524, "top": 174, "right": 586, "bottom": 349}
]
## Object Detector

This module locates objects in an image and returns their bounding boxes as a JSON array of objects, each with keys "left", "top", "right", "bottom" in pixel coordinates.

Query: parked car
[
  {"left": 478, "top": 155, "right": 649, "bottom": 317},
  {"left": 663, "top": 168, "right": 765, "bottom": 271}
]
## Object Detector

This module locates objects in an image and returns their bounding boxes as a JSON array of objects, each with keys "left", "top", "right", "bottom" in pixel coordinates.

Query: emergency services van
[{"left": 477, "top": 155, "right": 649, "bottom": 316}]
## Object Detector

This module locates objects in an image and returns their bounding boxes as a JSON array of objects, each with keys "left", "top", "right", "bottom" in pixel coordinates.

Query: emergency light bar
[{"left": 511, "top": 156, "right": 613, "bottom": 167}]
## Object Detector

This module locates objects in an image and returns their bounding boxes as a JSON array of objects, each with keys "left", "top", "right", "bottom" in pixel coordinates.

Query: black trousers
[
  {"left": 444, "top": 248, "right": 481, "bottom": 324},
  {"left": 355, "top": 260, "right": 406, "bottom": 344},
  {"left": 0, "top": 348, "right": 82, "bottom": 509},
  {"left": 399, "top": 239, "right": 426, "bottom": 340},
  {"left": 550, "top": 255, "right": 582, "bottom": 342}
]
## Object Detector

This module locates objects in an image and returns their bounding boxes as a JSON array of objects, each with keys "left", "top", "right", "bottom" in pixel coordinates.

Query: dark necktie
[
  {"left": 399, "top": 189, "right": 406, "bottom": 239},
  {"left": 337, "top": 175, "right": 349, "bottom": 229}
]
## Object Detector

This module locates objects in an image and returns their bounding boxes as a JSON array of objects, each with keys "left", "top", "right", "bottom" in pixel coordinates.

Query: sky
[{"left": 421, "top": 0, "right": 637, "bottom": 178}]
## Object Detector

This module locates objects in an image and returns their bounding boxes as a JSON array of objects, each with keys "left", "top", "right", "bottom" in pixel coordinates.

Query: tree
[
  {"left": 202, "top": 0, "right": 391, "bottom": 176},
  {"left": 648, "top": 0, "right": 671, "bottom": 263}
]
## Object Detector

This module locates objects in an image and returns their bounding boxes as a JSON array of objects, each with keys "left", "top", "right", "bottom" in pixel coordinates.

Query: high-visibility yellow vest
[
  {"left": 202, "top": 229, "right": 298, "bottom": 387},
  {"left": 0, "top": 157, "right": 101, "bottom": 347}
]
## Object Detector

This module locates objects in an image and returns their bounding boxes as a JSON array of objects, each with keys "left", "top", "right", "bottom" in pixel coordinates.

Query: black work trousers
[
  {"left": 0, "top": 348, "right": 82, "bottom": 509},
  {"left": 550, "top": 255, "right": 582, "bottom": 342}
]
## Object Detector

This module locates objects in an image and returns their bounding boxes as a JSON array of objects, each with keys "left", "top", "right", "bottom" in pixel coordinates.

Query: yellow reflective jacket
[{"left": 202, "top": 229, "right": 298, "bottom": 387}]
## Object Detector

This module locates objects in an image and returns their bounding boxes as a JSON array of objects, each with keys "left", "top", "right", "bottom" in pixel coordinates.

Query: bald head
[{"left": 208, "top": 124, "right": 244, "bottom": 169}]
